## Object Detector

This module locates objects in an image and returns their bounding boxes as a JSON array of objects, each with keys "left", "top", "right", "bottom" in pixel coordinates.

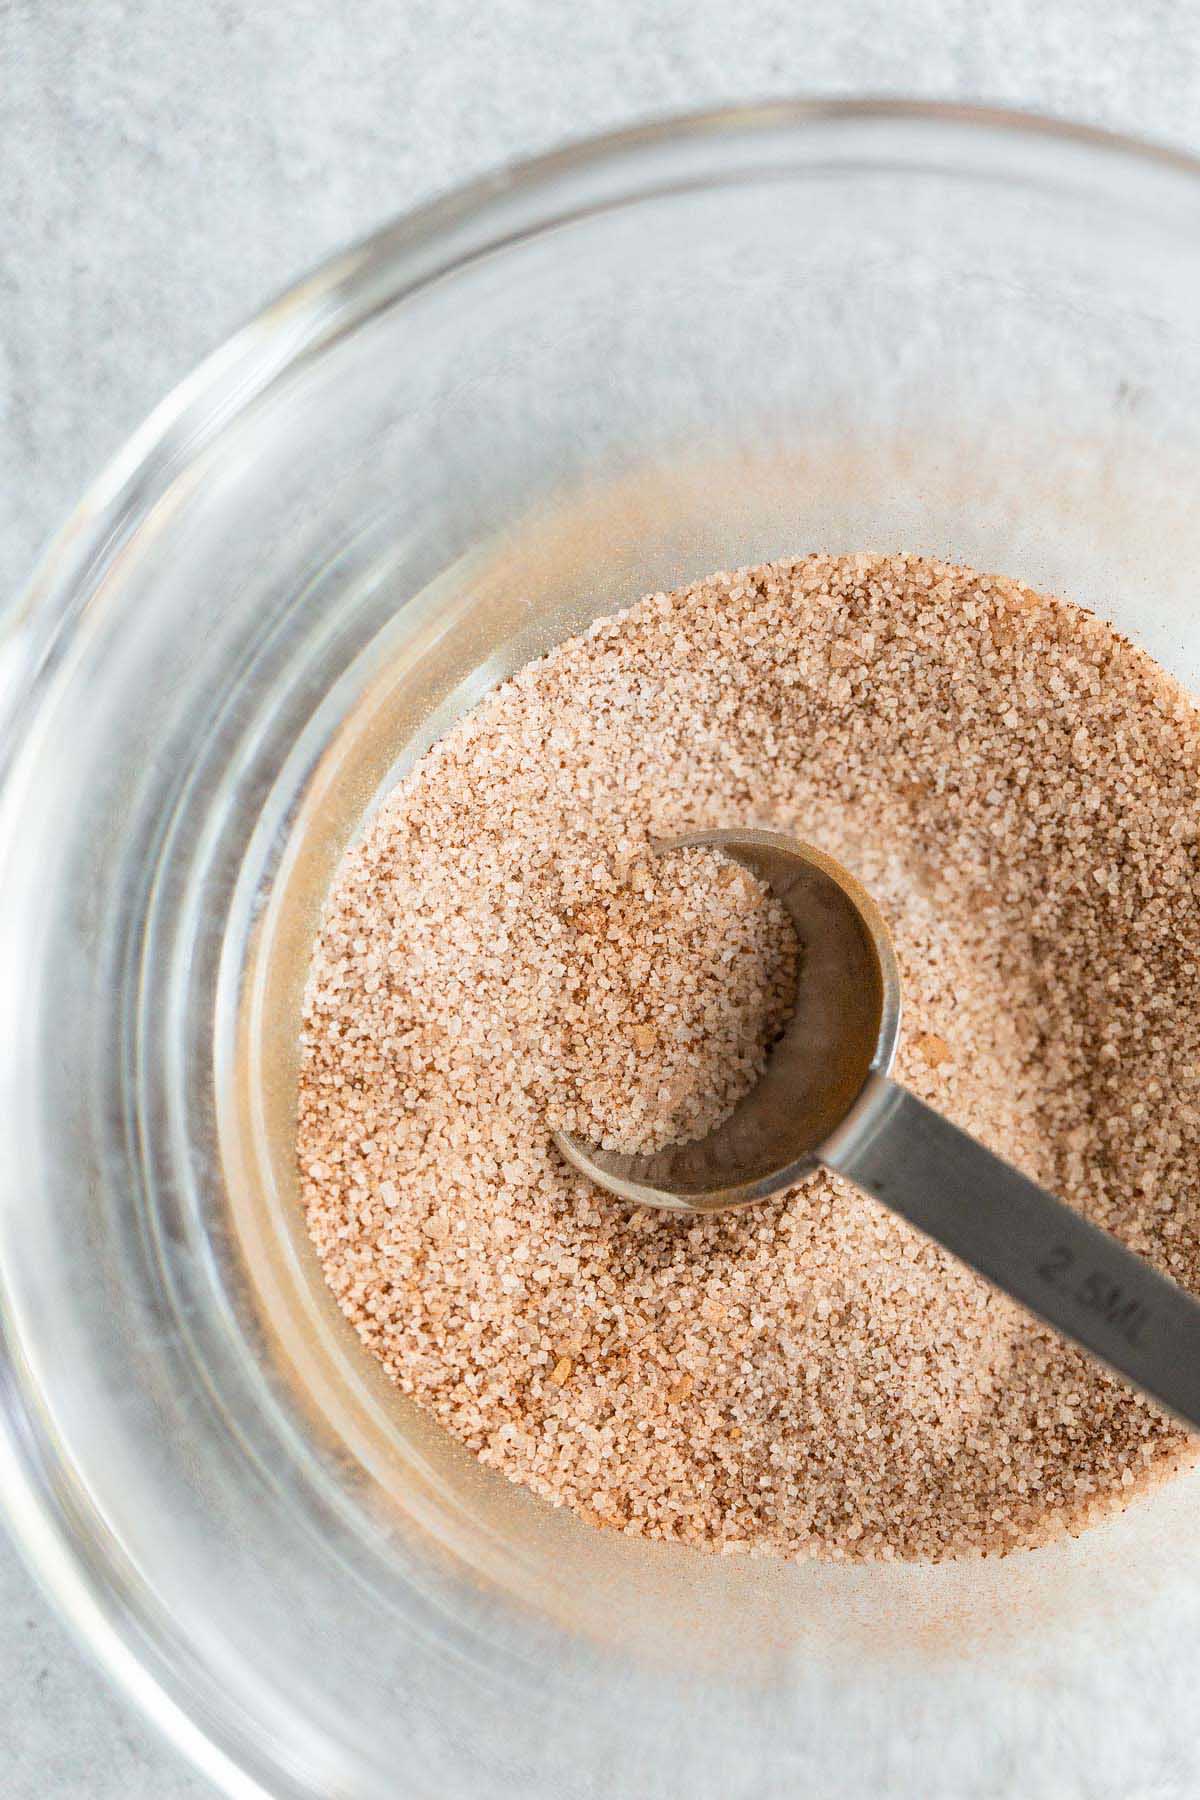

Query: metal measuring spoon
[{"left": 554, "top": 828, "right": 1200, "bottom": 1432}]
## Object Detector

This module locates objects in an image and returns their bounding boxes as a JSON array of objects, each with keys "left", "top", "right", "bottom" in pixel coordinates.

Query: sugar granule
[{"left": 298, "top": 553, "right": 1200, "bottom": 1562}]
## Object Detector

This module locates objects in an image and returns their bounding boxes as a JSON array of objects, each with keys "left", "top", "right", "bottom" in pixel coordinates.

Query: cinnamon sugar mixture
[{"left": 298, "top": 554, "right": 1200, "bottom": 1561}]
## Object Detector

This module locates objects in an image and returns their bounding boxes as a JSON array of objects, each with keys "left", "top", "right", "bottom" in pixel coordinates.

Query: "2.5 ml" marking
[{"left": 1035, "top": 1244, "right": 1152, "bottom": 1348}]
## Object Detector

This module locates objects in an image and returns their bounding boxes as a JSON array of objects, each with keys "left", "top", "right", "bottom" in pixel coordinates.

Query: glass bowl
[{"left": 4, "top": 100, "right": 1200, "bottom": 1799}]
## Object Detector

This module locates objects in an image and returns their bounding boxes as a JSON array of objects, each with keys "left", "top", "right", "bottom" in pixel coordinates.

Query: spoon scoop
[{"left": 554, "top": 828, "right": 1200, "bottom": 1432}]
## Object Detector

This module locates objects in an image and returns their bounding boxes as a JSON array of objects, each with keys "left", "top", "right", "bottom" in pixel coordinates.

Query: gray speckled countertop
[{"left": 4, "top": 3, "right": 1200, "bottom": 1793}]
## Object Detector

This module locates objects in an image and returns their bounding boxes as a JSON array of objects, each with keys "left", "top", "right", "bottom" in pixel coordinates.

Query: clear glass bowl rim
[{"left": 6, "top": 95, "right": 1200, "bottom": 1797}]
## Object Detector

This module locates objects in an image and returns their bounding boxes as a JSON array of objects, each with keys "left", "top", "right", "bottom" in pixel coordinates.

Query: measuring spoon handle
[{"left": 822, "top": 1071, "right": 1200, "bottom": 1432}]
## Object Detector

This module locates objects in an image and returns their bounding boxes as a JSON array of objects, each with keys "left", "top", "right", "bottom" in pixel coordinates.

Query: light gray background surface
[{"left": 4, "top": 2, "right": 1200, "bottom": 1793}]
